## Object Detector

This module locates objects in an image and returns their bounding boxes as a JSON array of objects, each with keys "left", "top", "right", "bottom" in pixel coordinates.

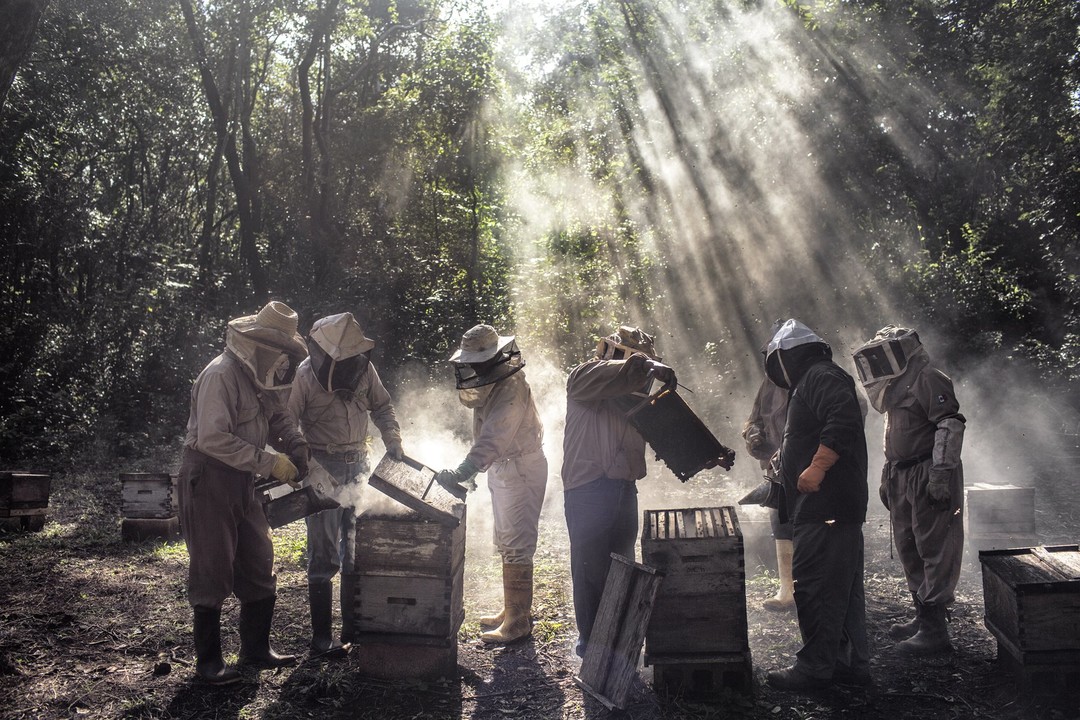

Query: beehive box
[
  {"left": 0, "top": 471, "right": 51, "bottom": 532},
  {"left": 966, "top": 483, "right": 1037, "bottom": 551},
  {"left": 980, "top": 544, "right": 1080, "bottom": 697},
  {"left": 641, "top": 507, "right": 748, "bottom": 657},
  {"left": 119, "top": 473, "right": 180, "bottom": 541},
  {"left": 344, "top": 507, "right": 466, "bottom": 640}
]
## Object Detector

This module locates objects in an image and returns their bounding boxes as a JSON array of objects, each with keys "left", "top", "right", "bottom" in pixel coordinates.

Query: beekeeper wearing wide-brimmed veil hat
[
  {"left": 288, "top": 311, "right": 403, "bottom": 658},
  {"left": 437, "top": 324, "right": 547, "bottom": 644},
  {"left": 176, "top": 300, "right": 311, "bottom": 686}
]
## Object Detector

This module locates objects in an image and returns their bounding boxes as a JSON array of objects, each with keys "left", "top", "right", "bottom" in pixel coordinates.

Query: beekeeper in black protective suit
[
  {"left": 764, "top": 319, "right": 871, "bottom": 692},
  {"left": 853, "top": 326, "right": 965, "bottom": 656},
  {"left": 288, "top": 313, "right": 403, "bottom": 658}
]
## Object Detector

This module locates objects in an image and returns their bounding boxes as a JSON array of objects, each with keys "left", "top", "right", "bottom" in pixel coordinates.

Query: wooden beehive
[
  {"left": 344, "top": 506, "right": 466, "bottom": 679},
  {"left": 119, "top": 473, "right": 180, "bottom": 541},
  {"left": 0, "top": 471, "right": 51, "bottom": 532},
  {"left": 641, "top": 507, "right": 749, "bottom": 658},
  {"left": 640, "top": 506, "right": 753, "bottom": 696},
  {"left": 980, "top": 545, "right": 1080, "bottom": 697},
  {"left": 967, "top": 483, "right": 1037, "bottom": 551}
]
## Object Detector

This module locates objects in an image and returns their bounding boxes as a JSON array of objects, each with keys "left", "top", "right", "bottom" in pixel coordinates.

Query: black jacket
[{"left": 778, "top": 356, "right": 868, "bottom": 524}]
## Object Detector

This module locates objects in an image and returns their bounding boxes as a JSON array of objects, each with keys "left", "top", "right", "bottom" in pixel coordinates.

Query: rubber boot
[
  {"left": 895, "top": 602, "right": 953, "bottom": 655},
  {"left": 238, "top": 596, "right": 297, "bottom": 669},
  {"left": 479, "top": 607, "right": 505, "bottom": 628},
  {"left": 763, "top": 539, "right": 796, "bottom": 612},
  {"left": 340, "top": 575, "right": 355, "bottom": 645},
  {"left": 308, "top": 581, "right": 350, "bottom": 660},
  {"left": 192, "top": 606, "right": 241, "bottom": 686},
  {"left": 889, "top": 593, "right": 922, "bottom": 640},
  {"left": 480, "top": 563, "right": 532, "bottom": 644}
]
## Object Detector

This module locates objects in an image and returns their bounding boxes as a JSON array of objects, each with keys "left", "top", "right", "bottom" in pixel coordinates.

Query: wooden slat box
[
  {"left": 344, "top": 507, "right": 466, "bottom": 641},
  {"left": 0, "top": 471, "right": 51, "bottom": 531},
  {"left": 641, "top": 507, "right": 748, "bottom": 657},
  {"left": 650, "top": 650, "right": 753, "bottom": 697},
  {"left": 967, "top": 483, "right": 1037, "bottom": 551},
  {"left": 120, "top": 473, "right": 177, "bottom": 519},
  {"left": 980, "top": 544, "right": 1080, "bottom": 696}
]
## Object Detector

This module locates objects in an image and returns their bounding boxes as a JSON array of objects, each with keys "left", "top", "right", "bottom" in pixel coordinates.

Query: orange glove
[{"left": 798, "top": 444, "right": 839, "bottom": 493}]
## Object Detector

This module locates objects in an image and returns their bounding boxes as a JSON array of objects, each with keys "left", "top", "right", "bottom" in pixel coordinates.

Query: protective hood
[
  {"left": 308, "top": 313, "right": 374, "bottom": 393},
  {"left": 450, "top": 324, "right": 524, "bottom": 389},
  {"left": 226, "top": 328, "right": 300, "bottom": 391},
  {"left": 853, "top": 326, "right": 926, "bottom": 413},
  {"left": 764, "top": 319, "right": 830, "bottom": 389},
  {"left": 596, "top": 325, "right": 659, "bottom": 361}
]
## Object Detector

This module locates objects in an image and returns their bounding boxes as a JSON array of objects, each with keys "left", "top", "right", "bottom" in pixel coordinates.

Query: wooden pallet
[{"left": 647, "top": 650, "right": 754, "bottom": 697}]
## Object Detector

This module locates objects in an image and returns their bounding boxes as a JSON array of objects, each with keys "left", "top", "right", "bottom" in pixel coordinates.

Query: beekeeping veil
[
  {"left": 307, "top": 312, "right": 376, "bottom": 394},
  {"left": 595, "top": 325, "right": 659, "bottom": 361},
  {"left": 226, "top": 301, "right": 308, "bottom": 390},
  {"left": 852, "top": 325, "right": 926, "bottom": 413},
  {"left": 449, "top": 324, "right": 524, "bottom": 395},
  {"left": 764, "top": 319, "right": 829, "bottom": 390}
]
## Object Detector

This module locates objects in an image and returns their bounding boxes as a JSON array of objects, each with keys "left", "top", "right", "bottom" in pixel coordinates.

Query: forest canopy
[{"left": 1, "top": 0, "right": 1078, "bottom": 467}]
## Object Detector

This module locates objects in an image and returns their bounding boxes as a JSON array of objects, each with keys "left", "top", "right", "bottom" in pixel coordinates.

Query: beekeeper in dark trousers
[
  {"left": 176, "top": 301, "right": 311, "bottom": 685},
  {"left": 853, "top": 326, "right": 965, "bottom": 655},
  {"left": 742, "top": 370, "right": 794, "bottom": 612},
  {"left": 764, "top": 319, "right": 871, "bottom": 691},
  {"left": 288, "top": 312, "right": 403, "bottom": 657},
  {"left": 436, "top": 325, "right": 547, "bottom": 644},
  {"left": 561, "top": 326, "right": 675, "bottom": 658}
]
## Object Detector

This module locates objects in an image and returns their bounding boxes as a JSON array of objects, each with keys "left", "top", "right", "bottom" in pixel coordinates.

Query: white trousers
[{"left": 487, "top": 449, "right": 548, "bottom": 564}]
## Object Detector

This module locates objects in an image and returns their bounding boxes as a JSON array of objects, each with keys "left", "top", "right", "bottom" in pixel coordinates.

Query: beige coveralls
[
  {"left": 467, "top": 371, "right": 547, "bottom": 564},
  {"left": 177, "top": 351, "right": 307, "bottom": 609},
  {"left": 882, "top": 361, "right": 966, "bottom": 606}
]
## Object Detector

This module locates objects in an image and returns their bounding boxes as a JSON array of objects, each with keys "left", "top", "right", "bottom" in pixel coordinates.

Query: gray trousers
[
  {"left": 176, "top": 448, "right": 277, "bottom": 609},
  {"left": 885, "top": 460, "right": 964, "bottom": 606},
  {"left": 792, "top": 520, "right": 869, "bottom": 680},
  {"left": 305, "top": 450, "right": 365, "bottom": 583}
]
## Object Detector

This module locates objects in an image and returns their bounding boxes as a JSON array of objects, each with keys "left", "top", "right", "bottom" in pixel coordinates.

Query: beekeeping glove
[
  {"left": 644, "top": 360, "right": 677, "bottom": 389},
  {"left": 289, "top": 444, "right": 310, "bottom": 482},
  {"left": 435, "top": 458, "right": 480, "bottom": 499},
  {"left": 271, "top": 452, "right": 302, "bottom": 490},
  {"left": 384, "top": 438, "right": 404, "bottom": 461},
  {"left": 743, "top": 424, "right": 765, "bottom": 453},
  {"left": 928, "top": 416, "right": 965, "bottom": 510},
  {"left": 798, "top": 444, "right": 839, "bottom": 493}
]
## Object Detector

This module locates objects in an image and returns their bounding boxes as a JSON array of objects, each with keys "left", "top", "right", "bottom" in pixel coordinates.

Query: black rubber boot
[
  {"left": 895, "top": 602, "right": 953, "bottom": 655},
  {"left": 889, "top": 593, "right": 923, "bottom": 640},
  {"left": 340, "top": 575, "right": 355, "bottom": 645},
  {"left": 308, "top": 581, "right": 350, "bottom": 660},
  {"left": 192, "top": 606, "right": 241, "bottom": 686},
  {"left": 238, "top": 596, "right": 297, "bottom": 669}
]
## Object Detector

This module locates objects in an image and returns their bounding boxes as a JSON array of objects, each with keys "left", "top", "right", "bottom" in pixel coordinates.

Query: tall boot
[
  {"left": 192, "top": 606, "right": 241, "bottom": 685},
  {"left": 895, "top": 602, "right": 953, "bottom": 655},
  {"left": 340, "top": 574, "right": 355, "bottom": 644},
  {"left": 480, "top": 563, "right": 533, "bottom": 644},
  {"left": 308, "top": 581, "right": 350, "bottom": 660},
  {"left": 238, "top": 596, "right": 297, "bottom": 669},
  {"left": 763, "top": 539, "right": 796, "bottom": 612},
  {"left": 889, "top": 593, "right": 923, "bottom": 640},
  {"left": 479, "top": 570, "right": 505, "bottom": 627}
]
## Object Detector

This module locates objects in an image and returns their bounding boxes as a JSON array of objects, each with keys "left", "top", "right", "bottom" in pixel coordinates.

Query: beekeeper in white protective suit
[
  {"left": 436, "top": 324, "right": 547, "bottom": 644},
  {"left": 289, "top": 312, "right": 403, "bottom": 658},
  {"left": 176, "top": 301, "right": 310, "bottom": 685},
  {"left": 853, "top": 326, "right": 966, "bottom": 655}
]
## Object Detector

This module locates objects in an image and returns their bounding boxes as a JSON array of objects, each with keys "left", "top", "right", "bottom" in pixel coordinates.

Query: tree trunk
[{"left": 0, "top": 0, "right": 50, "bottom": 111}]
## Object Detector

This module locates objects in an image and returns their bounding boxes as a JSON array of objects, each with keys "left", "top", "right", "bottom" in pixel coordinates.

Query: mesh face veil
[
  {"left": 226, "top": 328, "right": 299, "bottom": 390},
  {"left": 595, "top": 325, "right": 659, "bottom": 361},
  {"left": 453, "top": 343, "right": 524, "bottom": 390},
  {"left": 852, "top": 326, "right": 922, "bottom": 385},
  {"left": 309, "top": 340, "right": 370, "bottom": 393}
]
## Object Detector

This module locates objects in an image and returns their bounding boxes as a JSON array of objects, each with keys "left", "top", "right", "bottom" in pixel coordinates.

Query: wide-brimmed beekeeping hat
[
  {"left": 227, "top": 301, "right": 308, "bottom": 359},
  {"left": 450, "top": 324, "right": 516, "bottom": 365}
]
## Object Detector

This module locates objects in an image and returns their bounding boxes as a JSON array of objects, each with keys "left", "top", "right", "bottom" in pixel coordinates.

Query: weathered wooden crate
[
  {"left": 967, "top": 483, "right": 1038, "bottom": 551},
  {"left": 120, "top": 473, "right": 176, "bottom": 519},
  {"left": 641, "top": 507, "right": 748, "bottom": 657},
  {"left": 575, "top": 554, "right": 664, "bottom": 710},
  {"left": 0, "top": 471, "right": 51, "bottom": 532},
  {"left": 352, "top": 631, "right": 458, "bottom": 681},
  {"left": 650, "top": 650, "right": 754, "bottom": 697},
  {"left": 980, "top": 544, "right": 1080, "bottom": 698},
  {"left": 343, "top": 507, "right": 466, "bottom": 642}
]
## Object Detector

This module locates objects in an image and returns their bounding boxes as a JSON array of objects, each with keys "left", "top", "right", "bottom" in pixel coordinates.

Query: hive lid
[{"left": 367, "top": 453, "right": 465, "bottom": 527}]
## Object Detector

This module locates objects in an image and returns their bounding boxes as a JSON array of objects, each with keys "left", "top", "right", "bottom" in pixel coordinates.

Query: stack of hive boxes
[{"left": 641, "top": 506, "right": 752, "bottom": 696}]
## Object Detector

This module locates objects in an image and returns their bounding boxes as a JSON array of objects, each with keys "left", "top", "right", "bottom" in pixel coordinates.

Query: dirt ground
[{"left": 1, "top": 466, "right": 1078, "bottom": 720}]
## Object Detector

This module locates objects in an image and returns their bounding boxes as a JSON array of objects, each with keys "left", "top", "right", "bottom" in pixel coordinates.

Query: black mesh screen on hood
[
  {"left": 310, "top": 342, "right": 370, "bottom": 393},
  {"left": 766, "top": 342, "right": 831, "bottom": 389}
]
